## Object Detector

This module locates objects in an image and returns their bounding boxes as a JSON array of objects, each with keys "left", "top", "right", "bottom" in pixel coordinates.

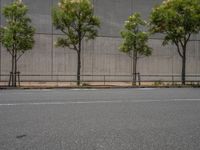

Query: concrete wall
[{"left": 0, "top": 0, "right": 200, "bottom": 81}]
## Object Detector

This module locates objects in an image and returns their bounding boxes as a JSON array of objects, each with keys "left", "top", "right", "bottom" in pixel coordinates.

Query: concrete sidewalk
[{"left": 0, "top": 81, "right": 199, "bottom": 89}]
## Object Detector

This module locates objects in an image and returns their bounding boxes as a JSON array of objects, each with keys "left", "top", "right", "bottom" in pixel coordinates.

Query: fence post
[
  {"left": 104, "top": 75, "right": 106, "bottom": 86},
  {"left": 17, "top": 72, "right": 20, "bottom": 87},
  {"left": 138, "top": 73, "right": 141, "bottom": 86},
  {"left": 132, "top": 73, "right": 135, "bottom": 86},
  {"left": 8, "top": 72, "right": 12, "bottom": 86},
  {"left": 56, "top": 75, "right": 58, "bottom": 87}
]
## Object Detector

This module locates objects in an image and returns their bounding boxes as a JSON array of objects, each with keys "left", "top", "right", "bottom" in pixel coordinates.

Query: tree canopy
[
  {"left": 150, "top": 0, "right": 200, "bottom": 49},
  {"left": 52, "top": 0, "right": 100, "bottom": 86},
  {"left": 120, "top": 13, "right": 152, "bottom": 57},
  {"left": 52, "top": 0, "right": 100, "bottom": 50},
  {"left": 149, "top": 0, "right": 200, "bottom": 84},
  {"left": 0, "top": 0, "right": 35, "bottom": 56},
  {"left": 120, "top": 13, "right": 152, "bottom": 85},
  {"left": 0, "top": 0, "right": 35, "bottom": 87}
]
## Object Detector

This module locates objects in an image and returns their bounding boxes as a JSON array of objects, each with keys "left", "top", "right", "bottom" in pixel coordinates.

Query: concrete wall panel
[
  {"left": 93, "top": 37, "right": 131, "bottom": 75},
  {"left": 133, "top": 0, "right": 163, "bottom": 20},
  {"left": 25, "top": 0, "right": 52, "bottom": 34},
  {"left": 53, "top": 35, "right": 77, "bottom": 81},
  {"left": 94, "top": 0, "right": 132, "bottom": 37},
  {"left": 19, "top": 34, "right": 52, "bottom": 80},
  {"left": 0, "top": 0, "right": 200, "bottom": 82}
]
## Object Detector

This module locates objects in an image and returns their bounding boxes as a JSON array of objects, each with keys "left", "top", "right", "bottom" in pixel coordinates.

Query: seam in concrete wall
[{"left": 0, "top": 0, "right": 1, "bottom": 81}]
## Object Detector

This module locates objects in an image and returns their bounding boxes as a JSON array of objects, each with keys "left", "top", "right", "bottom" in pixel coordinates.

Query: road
[{"left": 0, "top": 88, "right": 200, "bottom": 150}]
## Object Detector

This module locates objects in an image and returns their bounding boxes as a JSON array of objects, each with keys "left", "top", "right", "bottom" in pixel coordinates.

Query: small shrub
[
  {"left": 81, "top": 83, "right": 90, "bottom": 86},
  {"left": 153, "top": 81, "right": 164, "bottom": 86}
]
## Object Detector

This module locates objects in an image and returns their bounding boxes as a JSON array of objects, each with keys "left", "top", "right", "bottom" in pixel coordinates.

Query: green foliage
[
  {"left": 0, "top": 0, "right": 35, "bottom": 55},
  {"left": 52, "top": 0, "right": 100, "bottom": 86},
  {"left": 120, "top": 13, "right": 152, "bottom": 57},
  {"left": 0, "top": 0, "right": 35, "bottom": 87},
  {"left": 153, "top": 81, "right": 164, "bottom": 86},
  {"left": 81, "top": 82, "right": 90, "bottom": 86},
  {"left": 150, "top": 0, "right": 200, "bottom": 48},
  {"left": 52, "top": 0, "right": 100, "bottom": 50},
  {"left": 149, "top": 0, "right": 200, "bottom": 85}
]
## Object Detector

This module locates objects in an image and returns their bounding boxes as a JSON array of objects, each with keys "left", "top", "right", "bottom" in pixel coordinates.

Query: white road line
[
  {"left": 0, "top": 100, "right": 160, "bottom": 106},
  {"left": 139, "top": 88, "right": 155, "bottom": 90},
  {"left": 174, "top": 99, "right": 200, "bottom": 101},
  {"left": 0, "top": 90, "right": 104, "bottom": 95},
  {"left": 70, "top": 89, "right": 98, "bottom": 91},
  {"left": 0, "top": 99, "right": 200, "bottom": 107}
]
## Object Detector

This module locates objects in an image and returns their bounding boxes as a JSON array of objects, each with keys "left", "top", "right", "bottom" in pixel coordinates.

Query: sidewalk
[{"left": 0, "top": 81, "right": 199, "bottom": 89}]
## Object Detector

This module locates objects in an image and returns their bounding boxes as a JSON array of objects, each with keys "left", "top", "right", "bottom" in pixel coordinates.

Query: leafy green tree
[
  {"left": 52, "top": 0, "right": 100, "bottom": 86},
  {"left": 149, "top": 0, "right": 200, "bottom": 85},
  {"left": 0, "top": 0, "right": 35, "bottom": 87},
  {"left": 120, "top": 13, "right": 152, "bottom": 85}
]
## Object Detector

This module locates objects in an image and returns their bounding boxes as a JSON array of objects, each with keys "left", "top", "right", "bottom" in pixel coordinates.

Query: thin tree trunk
[
  {"left": 14, "top": 52, "right": 17, "bottom": 87},
  {"left": 175, "top": 41, "right": 187, "bottom": 85},
  {"left": 11, "top": 52, "right": 15, "bottom": 87},
  {"left": 182, "top": 48, "right": 186, "bottom": 85},
  {"left": 132, "top": 51, "right": 137, "bottom": 86},
  {"left": 77, "top": 40, "right": 81, "bottom": 86}
]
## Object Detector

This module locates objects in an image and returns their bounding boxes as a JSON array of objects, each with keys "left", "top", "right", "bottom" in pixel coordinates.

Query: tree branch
[
  {"left": 186, "top": 33, "right": 191, "bottom": 43},
  {"left": 70, "top": 23, "right": 78, "bottom": 32},
  {"left": 179, "top": 39, "right": 185, "bottom": 49},
  {"left": 73, "top": 45, "right": 78, "bottom": 51},
  {"left": 7, "top": 49, "right": 13, "bottom": 56},
  {"left": 68, "top": 45, "right": 78, "bottom": 52},
  {"left": 175, "top": 40, "right": 183, "bottom": 58},
  {"left": 61, "top": 28, "right": 68, "bottom": 35},
  {"left": 16, "top": 51, "right": 25, "bottom": 61}
]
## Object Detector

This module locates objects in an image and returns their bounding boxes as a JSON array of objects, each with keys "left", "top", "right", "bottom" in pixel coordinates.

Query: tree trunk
[
  {"left": 181, "top": 49, "right": 186, "bottom": 85},
  {"left": 11, "top": 52, "right": 15, "bottom": 87},
  {"left": 77, "top": 51, "right": 81, "bottom": 86},
  {"left": 77, "top": 40, "right": 81, "bottom": 86},
  {"left": 10, "top": 50, "right": 18, "bottom": 87},
  {"left": 132, "top": 51, "right": 137, "bottom": 86},
  {"left": 14, "top": 52, "right": 17, "bottom": 87}
]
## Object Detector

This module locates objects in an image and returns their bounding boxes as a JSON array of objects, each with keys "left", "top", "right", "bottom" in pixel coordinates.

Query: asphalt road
[{"left": 0, "top": 88, "right": 200, "bottom": 150}]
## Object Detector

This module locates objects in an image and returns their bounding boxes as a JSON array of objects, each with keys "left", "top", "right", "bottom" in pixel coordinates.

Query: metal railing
[{"left": 0, "top": 73, "right": 200, "bottom": 86}]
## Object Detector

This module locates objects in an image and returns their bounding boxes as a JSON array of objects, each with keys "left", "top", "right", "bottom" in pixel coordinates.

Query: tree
[
  {"left": 149, "top": 0, "right": 200, "bottom": 85},
  {"left": 120, "top": 13, "right": 152, "bottom": 85},
  {"left": 52, "top": 0, "right": 100, "bottom": 86},
  {"left": 0, "top": 0, "right": 35, "bottom": 87}
]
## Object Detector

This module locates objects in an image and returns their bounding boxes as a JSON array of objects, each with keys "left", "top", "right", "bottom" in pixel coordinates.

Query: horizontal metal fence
[{"left": 0, "top": 73, "right": 200, "bottom": 87}]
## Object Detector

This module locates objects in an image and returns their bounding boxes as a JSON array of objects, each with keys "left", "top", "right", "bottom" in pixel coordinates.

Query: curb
[{"left": 0, "top": 85, "right": 200, "bottom": 90}]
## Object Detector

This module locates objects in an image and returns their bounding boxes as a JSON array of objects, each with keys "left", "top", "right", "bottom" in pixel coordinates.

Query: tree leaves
[
  {"left": 149, "top": 0, "right": 200, "bottom": 84},
  {"left": 120, "top": 13, "right": 152, "bottom": 57},
  {"left": 150, "top": 0, "right": 200, "bottom": 44},
  {"left": 52, "top": 0, "right": 100, "bottom": 51},
  {"left": 0, "top": 0, "right": 35, "bottom": 54}
]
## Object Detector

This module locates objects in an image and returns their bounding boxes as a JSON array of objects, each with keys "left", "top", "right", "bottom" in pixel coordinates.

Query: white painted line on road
[
  {"left": 40, "top": 89, "right": 53, "bottom": 91},
  {"left": 139, "top": 88, "right": 155, "bottom": 90},
  {"left": 0, "top": 99, "right": 200, "bottom": 107},
  {"left": 0, "top": 100, "right": 160, "bottom": 106},
  {"left": 70, "top": 89, "right": 98, "bottom": 91},
  {"left": 174, "top": 99, "right": 200, "bottom": 101}
]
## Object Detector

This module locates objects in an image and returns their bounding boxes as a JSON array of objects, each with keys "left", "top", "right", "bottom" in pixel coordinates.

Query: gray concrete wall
[{"left": 0, "top": 0, "right": 200, "bottom": 82}]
